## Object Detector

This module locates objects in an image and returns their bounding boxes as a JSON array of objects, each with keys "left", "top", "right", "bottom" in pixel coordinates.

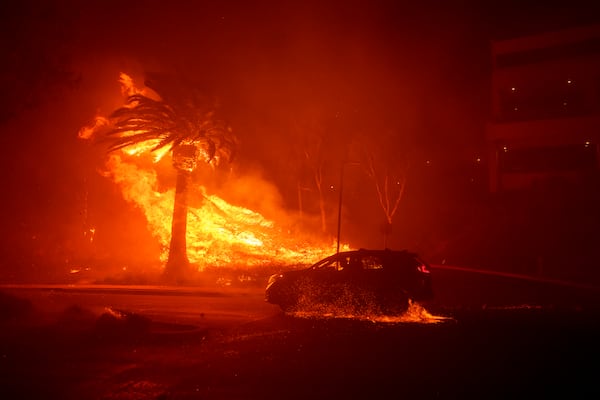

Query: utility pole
[{"left": 336, "top": 161, "right": 360, "bottom": 254}]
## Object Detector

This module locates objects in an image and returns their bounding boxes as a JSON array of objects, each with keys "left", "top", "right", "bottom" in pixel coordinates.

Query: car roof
[
  {"left": 341, "top": 248, "right": 418, "bottom": 257},
  {"left": 321, "top": 248, "right": 421, "bottom": 262}
]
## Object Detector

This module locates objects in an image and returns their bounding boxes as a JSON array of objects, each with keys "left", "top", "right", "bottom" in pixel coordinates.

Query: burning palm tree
[{"left": 89, "top": 73, "right": 237, "bottom": 282}]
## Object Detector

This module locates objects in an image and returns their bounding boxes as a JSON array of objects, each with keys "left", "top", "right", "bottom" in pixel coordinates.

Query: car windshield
[{"left": 311, "top": 257, "right": 343, "bottom": 271}]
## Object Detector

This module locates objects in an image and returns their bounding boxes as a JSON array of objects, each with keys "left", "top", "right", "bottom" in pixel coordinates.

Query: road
[
  {"left": 0, "top": 270, "right": 599, "bottom": 399},
  {"left": 0, "top": 283, "right": 278, "bottom": 329}
]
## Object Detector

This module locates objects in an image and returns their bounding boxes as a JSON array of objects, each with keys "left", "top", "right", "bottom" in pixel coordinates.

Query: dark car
[{"left": 265, "top": 248, "right": 433, "bottom": 314}]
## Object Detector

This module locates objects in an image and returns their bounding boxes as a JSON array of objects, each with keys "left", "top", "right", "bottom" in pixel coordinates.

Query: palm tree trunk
[{"left": 164, "top": 170, "right": 191, "bottom": 282}]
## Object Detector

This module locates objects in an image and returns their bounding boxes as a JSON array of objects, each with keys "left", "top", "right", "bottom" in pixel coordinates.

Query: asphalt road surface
[{"left": 1, "top": 269, "right": 599, "bottom": 400}]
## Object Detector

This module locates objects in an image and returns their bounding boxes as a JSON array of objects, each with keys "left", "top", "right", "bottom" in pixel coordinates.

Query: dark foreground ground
[{"left": 1, "top": 274, "right": 599, "bottom": 400}]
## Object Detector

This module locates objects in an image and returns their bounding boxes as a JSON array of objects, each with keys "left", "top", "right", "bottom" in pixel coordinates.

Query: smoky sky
[
  {"left": 1, "top": 0, "right": 598, "bottom": 196},
  {"left": 2, "top": 0, "right": 598, "bottom": 154}
]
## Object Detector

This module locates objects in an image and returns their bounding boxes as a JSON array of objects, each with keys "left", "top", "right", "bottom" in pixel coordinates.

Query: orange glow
[{"left": 82, "top": 73, "right": 346, "bottom": 271}]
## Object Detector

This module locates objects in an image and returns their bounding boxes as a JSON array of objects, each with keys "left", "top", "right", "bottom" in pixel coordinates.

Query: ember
[{"left": 293, "top": 300, "right": 451, "bottom": 324}]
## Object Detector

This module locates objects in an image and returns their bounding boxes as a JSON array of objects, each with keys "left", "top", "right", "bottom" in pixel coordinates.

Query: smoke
[{"left": 216, "top": 168, "right": 287, "bottom": 222}]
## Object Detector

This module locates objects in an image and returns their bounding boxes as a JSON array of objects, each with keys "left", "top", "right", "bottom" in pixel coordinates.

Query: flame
[
  {"left": 119, "top": 72, "right": 142, "bottom": 97},
  {"left": 102, "top": 153, "right": 340, "bottom": 270},
  {"left": 118, "top": 72, "right": 159, "bottom": 100},
  {"left": 78, "top": 116, "right": 109, "bottom": 139},
  {"left": 81, "top": 72, "right": 344, "bottom": 272},
  {"left": 121, "top": 138, "right": 170, "bottom": 162}
]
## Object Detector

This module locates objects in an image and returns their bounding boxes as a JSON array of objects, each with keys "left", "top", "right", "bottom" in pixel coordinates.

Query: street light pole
[
  {"left": 336, "top": 161, "right": 359, "bottom": 254},
  {"left": 336, "top": 162, "right": 344, "bottom": 254}
]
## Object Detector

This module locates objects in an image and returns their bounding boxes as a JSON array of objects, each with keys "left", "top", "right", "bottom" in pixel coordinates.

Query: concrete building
[{"left": 486, "top": 24, "right": 600, "bottom": 192}]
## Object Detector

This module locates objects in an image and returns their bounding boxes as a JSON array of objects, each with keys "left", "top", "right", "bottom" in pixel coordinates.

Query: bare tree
[
  {"left": 355, "top": 133, "right": 410, "bottom": 248},
  {"left": 290, "top": 114, "right": 330, "bottom": 235}
]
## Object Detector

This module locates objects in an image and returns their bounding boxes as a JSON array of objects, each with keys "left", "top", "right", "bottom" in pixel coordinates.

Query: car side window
[
  {"left": 331, "top": 260, "right": 344, "bottom": 271},
  {"left": 362, "top": 256, "right": 384, "bottom": 270},
  {"left": 340, "top": 256, "right": 361, "bottom": 272}
]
